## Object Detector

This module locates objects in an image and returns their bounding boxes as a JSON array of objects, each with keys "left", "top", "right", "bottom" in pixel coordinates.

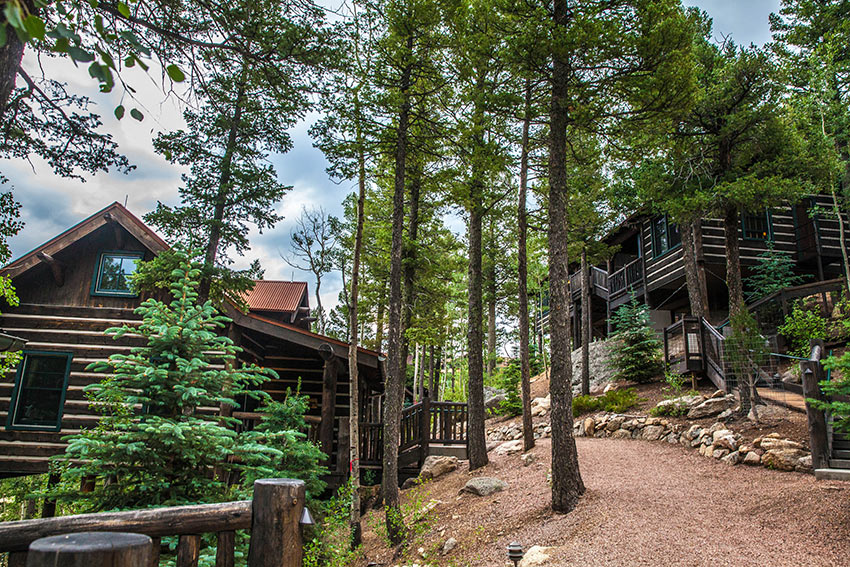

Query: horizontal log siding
[
  {"left": 809, "top": 194, "right": 848, "bottom": 259},
  {"left": 643, "top": 206, "right": 803, "bottom": 295}
]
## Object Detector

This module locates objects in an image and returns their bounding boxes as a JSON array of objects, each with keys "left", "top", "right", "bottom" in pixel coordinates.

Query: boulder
[
  {"left": 521, "top": 453, "right": 536, "bottom": 466},
  {"left": 570, "top": 339, "right": 618, "bottom": 392},
  {"left": 460, "top": 477, "right": 507, "bottom": 496},
  {"left": 419, "top": 455, "right": 458, "bottom": 480},
  {"left": 742, "top": 451, "right": 761, "bottom": 466},
  {"left": 642, "top": 425, "right": 667, "bottom": 441},
  {"left": 583, "top": 417, "right": 596, "bottom": 436},
  {"left": 485, "top": 394, "right": 507, "bottom": 412},
  {"left": 713, "top": 435, "right": 738, "bottom": 452},
  {"left": 721, "top": 451, "right": 741, "bottom": 465},
  {"left": 606, "top": 416, "right": 625, "bottom": 432},
  {"left": 796, "top": 454, "right": 813, "bottom": 473},
  {"left": 684, "top": 425, "right": 703, "bottom": 441},
  {"left": 712, "top": 448, "right": 730, "bottom": 459},
  {"left": 712, "top": 429, "right": 734, "bottom": 442},
  {"left": 759, "top": 438, "right": 803, "bottom": 452},
  {"left": 519, "top": 546, "right": 554, "bottom": 567},
  {"left": 687, "top": 397, "right": 731, "bottom": 419},
  {"left": 611, "top": 429, "right": 632, "bottom": 439},
  {"left": 441, "top": 537, "right": 458, "bottom": 555},
  {"left": 762, "top": 448, "right": 809, "bottom": 471},
  {"left": 494, "top": 440, "right": 524, "bottom": 456},
  {"left": 748, "top": 404, "right": 793, "bottom": 421},
  {"left": 531, "top": 395, "right": 551, "bottom": 416}
]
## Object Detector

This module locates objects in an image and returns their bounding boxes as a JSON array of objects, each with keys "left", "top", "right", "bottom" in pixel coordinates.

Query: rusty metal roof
[{"left": 241, "top": 280, "right": 308, "bottom": 313}]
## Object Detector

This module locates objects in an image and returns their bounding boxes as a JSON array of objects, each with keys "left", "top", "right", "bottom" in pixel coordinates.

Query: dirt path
[{"left": 360, "top": 436, "right": 850, "bottom": 566}]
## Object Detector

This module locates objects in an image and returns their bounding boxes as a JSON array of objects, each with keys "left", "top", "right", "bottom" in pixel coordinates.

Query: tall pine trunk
[
  {"left": 347, "top": 108, "right": 368, "bottom": 546},
  {"left": 199, "top": 65, "right": 248, "bottom": 302},
  {"left": 518, "top": 78, "right": 534, "bottom": 452},
  {"left": 0, "top": 10, "right": 26, "bottom": 121},
  {"left": 681, "top": 220, "right": 708, "bottom": 320},
  {"left": 382, "top": 41, "right": 412, "bottom": 545},
  {"left": 466, "top": 64, "right": 489, "bottom": 472},
  {"left": 548, "top": 0, "right": 585, "bottom": 514},
  {"left": 580, "top": 247, "right": 591, "bottom": 396}
]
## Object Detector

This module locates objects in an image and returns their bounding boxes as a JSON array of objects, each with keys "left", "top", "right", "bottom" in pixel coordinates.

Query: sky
[{"left": 4, "top": 0, "right": 782, "bottom": 314}]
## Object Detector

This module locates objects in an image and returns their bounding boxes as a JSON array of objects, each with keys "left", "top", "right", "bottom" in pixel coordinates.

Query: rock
[
  {"left": 656, "top": 395, "right": 704, "bottom": 412},
  {"left": 743, "top": 451, "right": 761, "bottom": 466},
  {"left": 708, "top": 422, "right": 727, "bottom": 434},
  {"left": 718, "top": 409, "right": 733, "bottom": 420},
  {"left": 570, "top": 339, "right": 618, "bottom": 392},
  {"left": 748, "top": 404, "right": 793, "bottom": 421},
  {"left": 531, "top": 395, "right": 551, "bottom": 416},
  {"left": 603, "top": 383, "right": 617, "bottom": 393},
  {"left": 642, "top": 425, "right": 667, "bottom": 441},
  {"left": 484, "top": 386, "right": 507, "bottom": 412},
  {"left": 712, "top": 429, "right": 733, "bottom": 442},
  {"left": 721, "top": 451, "right": 741, "bottom": 465},
  {"left": 494, "top": 440, "right": 524, "bottom": 456},
  {"left": 420, "top": 455, "right": 458, "bottom": 480},
  {"left": 606, "top": 416, "right": 625, "bottom": 431},
  {"left": 712, "top": 448, "right": 730, "bottom": 459},
  {"left": 519, "top": 546, "right": 554, "bottom": 567},
  {"left": 584, "top": 417, "right": 596, "bottom": 436},
  {"left": 684, "top": 425, "right": 703, "bottom": 441},
  {"left": 666, "top": 433, "right": 680, "bottom": 444},
  {"left": 759, "top": 438, "right": 803, "bottom": 452},
  {"left": 401, "top": 478, "right": 418, "bottom": 490},
  {"left": 486, "top": 441, "right": 500, "bottom": 452},
  {"left": 762, "top": 448, "right": 809, "bottom": 471},
  {"left": 710, "top": 389, "right": 725, "bottom": 399},
  {"left": 460, "top": 477, "right": 507, "bottom": 496},
  {"left": 441, "top": 537, "right": 458, "bottom": 555},
  {"left": 611, "top": 429, "right": 632, "bottom": 439},
  {"left": 687, "top": 397, "right": 731, "bottom": 419},
  {"left": 521, "top": 453, "right": 536, "bottom": 466},
  {"left": 796, "top": 454, "right": 813, "bottom": 473},
  {"left": 713, "top": 435, "right": 738, "bottom": 452}
]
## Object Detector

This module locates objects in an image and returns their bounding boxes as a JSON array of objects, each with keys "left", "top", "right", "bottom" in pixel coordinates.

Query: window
[
  {"left": 7, "top": 352, "right": 72, "bottom": 430},
  {"left": 651, "top": 215, "right": 681, "bottom": 257},
  {"left": 91, "top": 251, "right": 143, "bottom": 296},
  {"left": 742, "top": 210, "right": 772, "bottom": 240}
]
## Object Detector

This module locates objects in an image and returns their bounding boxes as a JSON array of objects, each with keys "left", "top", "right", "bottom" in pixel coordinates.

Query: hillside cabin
[{"left": 0, "top": 202, "right": 385, "bottom": 488}]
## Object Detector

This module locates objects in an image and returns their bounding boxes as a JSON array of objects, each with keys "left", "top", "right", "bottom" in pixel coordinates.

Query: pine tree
[
  {"left": 56, "top": 252, "right": 281, "bottom": 510},
  {"left": 744, "top": 242, "right": 811, "bottom": 302},
  {"left": 609, "top": 297, "right": 663, "bottom": 385}
]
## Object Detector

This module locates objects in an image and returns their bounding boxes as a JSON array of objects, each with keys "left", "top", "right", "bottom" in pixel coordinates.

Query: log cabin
[{"left": 0, "top": 202, "right": 386, "bottom": 488}]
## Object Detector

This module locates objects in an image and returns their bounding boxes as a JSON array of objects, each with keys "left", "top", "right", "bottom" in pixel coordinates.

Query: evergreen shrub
[{"left": 609, "top": 297, "right": 662, "bottom": 384}]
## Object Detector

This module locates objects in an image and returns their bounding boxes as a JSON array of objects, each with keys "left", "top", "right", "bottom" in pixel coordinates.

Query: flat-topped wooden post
[
  {"left": 802, "top": 339, "right": 829, "bottom": 470},
  {"left": 247, "top": 479, "right": 305, "bottom": 567},
  {"left": 27, "top": 532, "right": 151, "bottom": 567}
]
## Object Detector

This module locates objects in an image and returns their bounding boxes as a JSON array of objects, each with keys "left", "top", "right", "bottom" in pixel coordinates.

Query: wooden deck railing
[
  {"left": 608, "top": 257, "right": 644, "bottom": 299},
  {"left": 0, "top": 479, "right": 308, "bottom": 567},
  {"left": 360, "top": 396, "right": 468, "bottom": 469}
]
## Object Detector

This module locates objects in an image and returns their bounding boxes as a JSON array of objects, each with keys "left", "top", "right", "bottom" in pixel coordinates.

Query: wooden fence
[{"left": 0, "top": 479, "right": 307, "bottom": 567}]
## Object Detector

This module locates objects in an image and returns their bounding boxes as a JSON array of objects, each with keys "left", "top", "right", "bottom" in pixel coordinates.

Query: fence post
[
  {"left": 26, "top": 533, "right": 150, "bottom": 567},
  {"left": 419, "top": 392, "right": 431, "bottom": 467},
  {"left": 247, "top": 479, "right": 305, "bottom": 567},
  {"left": 802, "top": 340, "right": 829, "bottom": 470}
]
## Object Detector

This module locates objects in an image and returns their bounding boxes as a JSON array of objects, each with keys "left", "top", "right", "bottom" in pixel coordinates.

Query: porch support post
[{"left": 319, "top": 344, "right": 338, "bottom": 467}]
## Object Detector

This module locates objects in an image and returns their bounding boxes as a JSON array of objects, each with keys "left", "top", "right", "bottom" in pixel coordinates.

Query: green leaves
[
  {"left": 116, "top": 1, "right": 131, "bottom": 18},
  {"left": 114, "top": 105, "right": 125, "bottom": 120},
  {"left": 166, "top": 64, "right": 186, "bottom": 82},
  {"left": 130, "top": 107, "right": 144, "bottom": 121},
  {"left": 23, "top": 15, "right": 45, "bottom": 41}
]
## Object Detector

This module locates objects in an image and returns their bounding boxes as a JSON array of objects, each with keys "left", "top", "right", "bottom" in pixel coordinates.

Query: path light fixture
[
  {"left": 507, "top": 542, "right": 524, "bottom": 566},
  {"left": 300, "top": 506, "right": 315, "bottom": 527}
]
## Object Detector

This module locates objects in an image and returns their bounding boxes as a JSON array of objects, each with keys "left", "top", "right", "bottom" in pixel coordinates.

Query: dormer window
[{"left": 91, "top": 251, "right": 143, "bottom": 297}]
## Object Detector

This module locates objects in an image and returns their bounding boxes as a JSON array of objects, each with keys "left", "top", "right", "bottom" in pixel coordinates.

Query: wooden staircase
[{"left": 816, "top": 423, "right": 850, "bottom": 481}]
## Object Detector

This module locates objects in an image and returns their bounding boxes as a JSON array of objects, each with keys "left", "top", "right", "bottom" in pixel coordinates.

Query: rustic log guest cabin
[{"left": 0, "top": 202, "right": 387, "bottom": 486}]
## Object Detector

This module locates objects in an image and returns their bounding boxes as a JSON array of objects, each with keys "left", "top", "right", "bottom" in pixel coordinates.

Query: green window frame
[
  {"left": 650, "top": 215, "right": 681, "bottom": 258},
  {"left": 741, "top": 210, "right": 773, "bottom": 241},
  {"left": 91, "top": 250, "right": 143, "bottom": 297},
  {"left": 6, "top": 351, "right": 73, "bottom": 431}
]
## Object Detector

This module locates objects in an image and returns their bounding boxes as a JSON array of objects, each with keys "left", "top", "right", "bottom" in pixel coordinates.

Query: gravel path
[{"left": 361, "top": 436, "right": 850, "bottom": 566}]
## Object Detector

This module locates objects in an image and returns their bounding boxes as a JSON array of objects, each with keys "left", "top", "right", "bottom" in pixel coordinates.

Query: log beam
[{"left": 35, "top": 252, "right": 64, "bottom": 287}]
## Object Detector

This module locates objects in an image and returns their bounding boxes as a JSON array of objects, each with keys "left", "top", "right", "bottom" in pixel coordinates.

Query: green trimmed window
[
  {"left": 742, "top": 210, "right": 772, "bottom": 240},
  {"left": 7, "top": 352, "right": 72, "bottom": 430},
  {"left": 92, "top": 251, "right": 143, "bottom": 296},
  {"left": 651, "top": 215, "right": 681, "bottom": 257}
]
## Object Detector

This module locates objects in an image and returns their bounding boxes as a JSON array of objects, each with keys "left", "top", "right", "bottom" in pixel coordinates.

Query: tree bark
[
  {"left": 382, "top": 38, "right": 412, "bottom": 545},
  {"left": 548, "top": 0, "right": 585, "bottom": 514},
  {"left": 199, "top": 65, "right": 249, "bottom": 302},
  {"left": 466, "top": 64, "right": 489, "bottom": 472},
  {"left": 486, "top": 224, "right": 497, "bottom": 379},
  {"left": 681, "top": 220, "right": 706, "bottom": 320},
  {"left": 346, "top": 116, "right": 367, "bottom": 546},
  {"left": 518, "top": 78, "right": 534, "bottom": 453},
  {"left": 375, "top": 284, "right": 386, "bottom": 352},
  {"left": 580, "top": 247, "right": 591, "bottom": 396},
  {"left": 723, "top": 206, "right": 744, "bottom": 317},
  {"left": 0, "top": 27, "right": 25, "bottom": 122}
]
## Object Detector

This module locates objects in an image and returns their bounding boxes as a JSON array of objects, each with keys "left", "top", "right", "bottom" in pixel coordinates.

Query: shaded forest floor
[{"left": 356, "top": 375, "right": 847, "bottom": 566}]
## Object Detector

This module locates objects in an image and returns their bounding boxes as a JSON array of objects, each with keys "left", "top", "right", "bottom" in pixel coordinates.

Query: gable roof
[
  {"left": 242, "top": 280, "right": 308, "bottom": 314},
  {"left": 1, "top": 202, "right": 169, "bottom": 279}
]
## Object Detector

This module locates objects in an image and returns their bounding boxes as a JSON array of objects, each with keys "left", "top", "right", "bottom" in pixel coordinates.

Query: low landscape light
[
  {"left": 507, "top": 542, "right": 524, "bottom": 566},
  {"left": 300, "top": 506, "right": 315, "bottom": 527}
]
